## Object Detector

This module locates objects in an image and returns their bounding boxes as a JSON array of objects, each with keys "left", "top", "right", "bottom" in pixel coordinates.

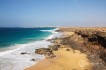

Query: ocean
[{"left": 0, "top": 27, "right": 59, "bottom": 70}]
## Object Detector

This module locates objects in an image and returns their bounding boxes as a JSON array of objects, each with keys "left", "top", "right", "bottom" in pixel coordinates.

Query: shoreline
[
  {"left": 0, "top": 28, "right": 58, "bottom": 70},
  {"left": 25, "top": 27, "right": 106, "bottom": 70},
  {"left": 25, "top": 31, "right": 91, "bottom": 70},
  {"left": 0, "top": 27, "right": 58, "bottom": 56},
  {"left": 23, "top": 28, "right": 60, "bottom": 69}
]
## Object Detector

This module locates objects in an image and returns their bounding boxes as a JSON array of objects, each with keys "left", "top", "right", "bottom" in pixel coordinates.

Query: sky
[{"left": 0, "top": 0, "right": 106, "bottom": 27}]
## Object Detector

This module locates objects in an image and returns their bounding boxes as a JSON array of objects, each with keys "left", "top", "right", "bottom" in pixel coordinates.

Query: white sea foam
[
  {"left": 40, "top": 28, "right": 59, "bottom": 34},
  {"left": 0, "top": 28, "right": 59, "bottom": 70},
  {"left": 0, "top": 40, "right": 51, "bottom": 70},
  {"left": 40, "top": 28, "right": 59, "bottom": 40}
]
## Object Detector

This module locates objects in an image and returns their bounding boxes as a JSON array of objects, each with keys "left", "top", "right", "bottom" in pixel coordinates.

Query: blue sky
[{"left": 0, "top": 0, "right": 106, "bottom": 27}]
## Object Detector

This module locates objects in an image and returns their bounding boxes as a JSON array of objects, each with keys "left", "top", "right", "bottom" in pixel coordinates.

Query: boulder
[
  {"left": 21, "top": 52, "right": 30, "bottom": 55},
  {"left": 35, "top": 48, "right": 56, "bottom": 59},
  {"left": 35, "top": 48, "right": 53, "bottom": 55},
  {"left": 31, "top": 58, "right": 36, "bottom": 61}
]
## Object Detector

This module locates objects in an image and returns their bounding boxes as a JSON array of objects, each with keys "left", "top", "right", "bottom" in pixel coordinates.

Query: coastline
[
  {"left": 0, "top": 28, "right": 58, "bottom": 70},
  {"left": 22, "top": 28, "right": 60, "bottom": 69},
  {"left": 25, "top": 27, "right": 106, "bottom": 70},
  {"left": 25, "top": 31, "right": 91, "bottom": 70}
]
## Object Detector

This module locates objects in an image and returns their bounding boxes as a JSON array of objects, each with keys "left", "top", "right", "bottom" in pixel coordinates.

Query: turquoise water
[
  {"left": 0, "top": 27, "right": 55, "bottom": 48},
  {"left": 0, "top": 27, "right": 58, "bottom": 70}
]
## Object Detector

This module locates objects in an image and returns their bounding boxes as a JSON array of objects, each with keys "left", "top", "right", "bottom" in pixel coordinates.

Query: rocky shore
[{"left": 26, "top": 27, "right": 106, "bottom": 70}]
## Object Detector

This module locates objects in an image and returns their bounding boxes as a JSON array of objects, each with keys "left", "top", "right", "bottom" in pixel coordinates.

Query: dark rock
[
  {"left": 45, "top": 53, "right": 56, "bottom": 59},
  {"left": 35, "top": 48, "right": 53, "bottom": 55},
  {"left": 35, "top": 48, "right": 47, "bottom": 55},
  {"left": 35, "top": 48, "right": 56, "bottom": 59},
  {"left": 66, "top": 48, "right": 70, "bottom": 51},
  {"left": 21, "top": 52, "right": 30, "bottom": 55},
  {"left": 31, "top": 58, "right": 36, "bottom": 61},
  {"left": 49, "top": 45, "right": 60, "bottom": 51}
]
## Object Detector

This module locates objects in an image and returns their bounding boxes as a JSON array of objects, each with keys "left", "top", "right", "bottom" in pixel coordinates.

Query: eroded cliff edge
[{"left": 35, "top": 27, "right": 106, "bottom": 70}]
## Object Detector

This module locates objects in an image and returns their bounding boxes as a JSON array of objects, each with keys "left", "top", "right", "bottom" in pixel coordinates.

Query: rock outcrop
[{"left": 35, "top": 48, "right": 56, "bottom": 59}]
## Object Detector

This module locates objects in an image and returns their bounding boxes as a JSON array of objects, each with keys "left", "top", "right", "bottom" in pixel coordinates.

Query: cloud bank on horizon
[{"left": 0, "top": 0, "right": 106, "bottom": 27}]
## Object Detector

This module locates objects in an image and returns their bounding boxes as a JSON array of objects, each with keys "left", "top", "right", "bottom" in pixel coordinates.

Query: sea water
[{"left": 0, "top": 27, "right": 59, "bottom": 70}]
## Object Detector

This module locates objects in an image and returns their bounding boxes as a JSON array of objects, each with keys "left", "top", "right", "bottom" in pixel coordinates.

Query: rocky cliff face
[
  {"left": 58, "top": 27, "right": 106, "bottom": 70},
  {"left": 58, "top": 27, "right": 106, "bottom": 48}
]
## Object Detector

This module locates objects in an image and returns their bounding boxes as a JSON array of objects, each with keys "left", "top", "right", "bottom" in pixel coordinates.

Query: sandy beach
[
  {"left": 25, "top": 31, "right": 92, "bottom": 70},
  {"left": 25, "top": 48, "right": 91, "bottom": 70}
]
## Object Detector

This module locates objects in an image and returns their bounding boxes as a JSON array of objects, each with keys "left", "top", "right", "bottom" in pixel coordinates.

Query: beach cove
[{"left": 25, "top": 27, "right": 106, "bottom": 70}]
